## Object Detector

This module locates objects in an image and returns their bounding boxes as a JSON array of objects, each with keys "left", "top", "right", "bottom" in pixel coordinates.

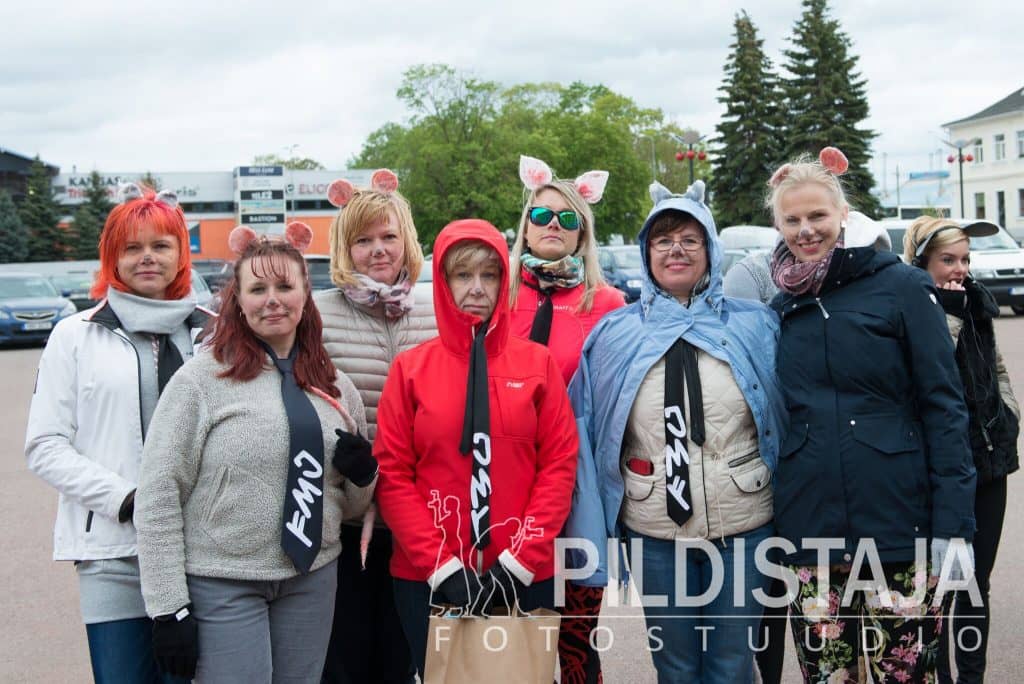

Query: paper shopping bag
[{"left": 424, "top": 607, "right": 561, "bottom": 684}]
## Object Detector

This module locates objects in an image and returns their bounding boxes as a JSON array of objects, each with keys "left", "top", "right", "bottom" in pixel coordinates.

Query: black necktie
[
  {"left": 262, "top": 343, "right": 325, "bottom": 573},
  {"left": 664, "top": 339, "right": 705, "bottom": 526},
  {"left": 460, "top": 323, "right": 492, "bottom": 550},
  {"left": 155, "top": 334, "right": 184, "bottom": 394},
  {"left": 524, "top": 282, "right": 554, "bottom": 346}
]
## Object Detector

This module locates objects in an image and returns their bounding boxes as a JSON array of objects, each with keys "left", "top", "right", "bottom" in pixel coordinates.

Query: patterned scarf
[
  {"left": 341, "top": 270, "right": 414, "bottom": 319},
  {"left": 770, "top": 232, "right": 844, "bottom": 296},
  {"left": 520, "top": 252, "right": 584, "bottom": 289}
]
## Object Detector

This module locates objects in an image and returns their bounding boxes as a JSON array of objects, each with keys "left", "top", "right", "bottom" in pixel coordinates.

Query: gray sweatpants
[{"left": 186, "top": 560, "right": 337, "bottom": 683}]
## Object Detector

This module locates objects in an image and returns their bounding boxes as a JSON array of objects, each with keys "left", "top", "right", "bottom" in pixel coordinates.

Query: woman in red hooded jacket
[
  {"left": 508, "top": 158, "right": 623, "bottom": 683},
  {"left": 375, "top": 218, "right": 579, "bottom": 679}
]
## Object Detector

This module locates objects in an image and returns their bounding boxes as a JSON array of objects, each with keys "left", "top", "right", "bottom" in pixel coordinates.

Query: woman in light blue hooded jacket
[{"left": 564, "top": 181, "right": 786, "bottom": 683}]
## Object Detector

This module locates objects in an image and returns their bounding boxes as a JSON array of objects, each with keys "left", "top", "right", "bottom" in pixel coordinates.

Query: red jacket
[
  {"left": 510, "top": 272, "right": 625, "bottom": 385},
  {"left": 374, "top": 220, "right": 579, "bottom": 588}
]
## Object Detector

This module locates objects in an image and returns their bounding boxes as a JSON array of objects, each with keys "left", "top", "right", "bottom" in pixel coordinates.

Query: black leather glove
[
  {"left": 436, "top": 567, "right": 483, "bottom": 609},
  {"left": 117, "top": 489, "right": 136, "bottom": 523},
  {"left": 479, "top": 562, "right": 525, "bottom": 612},
  {"left": 333, "top": 429, "right": 378, "bottom": 487},
  {"left": 152, "top": 605, "right": 199, "bottom": 679}
]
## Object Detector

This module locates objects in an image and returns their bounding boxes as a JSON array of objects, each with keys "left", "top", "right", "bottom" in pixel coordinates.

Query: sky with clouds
[{"left": 2, "top": 0, "right": 1021, "bottom": 191}]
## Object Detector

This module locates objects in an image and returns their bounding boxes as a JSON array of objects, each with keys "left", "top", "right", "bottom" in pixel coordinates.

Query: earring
[{"left": 840, "top": 221, "right": 848, "bottom": 230}]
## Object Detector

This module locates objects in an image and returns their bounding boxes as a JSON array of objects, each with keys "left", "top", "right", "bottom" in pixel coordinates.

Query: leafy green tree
[
  {"left": 780, "top": 0, "right": 880, "bottom": 216},
  {"left": 138, "top": 171, "right": 160, "bottom": 190},
  {"left": 70, "top": 171, "right": 112, "bottom": 259},
  {"left": 252, "top": 153, "right": 325, "bottom": 170},
  {"left": 711, "top": 11, "right": 785, "bottom": 227},
  {"left": 0, "top": 190, "right": 29, "bottom": 263},
  {"left": 20, "top": 157, "right": 67, "bottom": 261}
]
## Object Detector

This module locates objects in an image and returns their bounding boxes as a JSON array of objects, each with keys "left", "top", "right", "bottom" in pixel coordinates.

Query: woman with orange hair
[{"left": 25, "top": 184, "right": 211, "bottom": 683}]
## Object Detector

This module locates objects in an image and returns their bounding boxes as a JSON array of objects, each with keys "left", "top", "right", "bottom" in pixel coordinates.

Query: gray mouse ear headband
[{"left": 117, "top": 182, "right": 179, "bottom": 209}]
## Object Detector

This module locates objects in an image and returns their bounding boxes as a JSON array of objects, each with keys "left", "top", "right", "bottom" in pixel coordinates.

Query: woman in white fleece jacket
[{"left": 135, "top": 225, "right": 376, "bottom": 683}]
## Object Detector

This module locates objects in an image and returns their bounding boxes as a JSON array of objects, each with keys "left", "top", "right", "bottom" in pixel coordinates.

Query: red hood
[{"left": 432, "top": 219, "right": 510, "bottom": 357}]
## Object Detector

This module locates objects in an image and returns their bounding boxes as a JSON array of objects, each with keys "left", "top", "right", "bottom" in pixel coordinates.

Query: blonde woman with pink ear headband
[{"left": 507, "top": 156, "right": 624, "bottom": 683}]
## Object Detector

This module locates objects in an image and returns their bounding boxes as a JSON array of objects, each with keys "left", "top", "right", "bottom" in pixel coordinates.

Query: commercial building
[
  {"left": 52, "top": 167, "right": 373, "bottom": 259},
  {"left": 943, "top": 85, "right": 1024, "bottom": 240}
]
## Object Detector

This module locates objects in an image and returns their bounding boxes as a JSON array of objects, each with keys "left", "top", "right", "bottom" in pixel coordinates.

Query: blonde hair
[
  {"left": 903, "top": 216, "right": 968, "bottom": 264},
  {"left": 328, "top": 189, "right": 423, "bottom": 287},
  {"left": 508, "top": 180, "right": 607, "bottom": 312},
  {"left": 765, "top": 154, "right": 849, "bottom": 225},
  {"left": 443, "top": 240, "right": 501, "bottom": 277}
]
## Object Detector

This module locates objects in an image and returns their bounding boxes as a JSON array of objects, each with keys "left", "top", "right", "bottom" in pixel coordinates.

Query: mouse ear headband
[
  {"left": 228, "top": 221, "right": 314, "bottom": 256},
  {"left": 117, "top": 182, "right": 179, "bottom": 209},
  {"left": 326, "top": 169, "right": 399, "bottom": 208},
  {"left": 519, "top": 155, "right": 609, "bottom": 204},
  {"left": 768, "top": 146, "right": 849, "bottom": 188}
]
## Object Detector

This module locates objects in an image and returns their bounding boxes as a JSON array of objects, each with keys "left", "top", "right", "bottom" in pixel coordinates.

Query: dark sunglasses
[{"left": 528, "top": 207, "right": 581, "bottom": 231}]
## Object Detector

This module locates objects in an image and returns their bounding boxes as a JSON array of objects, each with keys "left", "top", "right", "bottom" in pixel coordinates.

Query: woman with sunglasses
[
  {"left": 903, "top": 217, "right": 1019, "bottom": 684},
  {"left": 508, "top": 156, "right": 623, "bottom": 684},
  {"left": 564, "top": 180, "right": 785, "bottom": 683}
]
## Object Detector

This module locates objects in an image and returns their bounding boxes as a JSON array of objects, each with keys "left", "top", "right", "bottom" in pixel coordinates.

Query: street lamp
[
  {"left": 943, "top": 137, "right": 979, "bottom": 218},
  {"left": 670, "top": 131, "right": 707, "bottom": 186}
]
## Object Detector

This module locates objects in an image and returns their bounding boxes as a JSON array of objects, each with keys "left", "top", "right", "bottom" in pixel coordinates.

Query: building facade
[
  {"left": 944, "top": 85, "right": 1024, "bottom": 241},
  {"left": 51, "top": 168, "right": 373, "bottom": 259}
]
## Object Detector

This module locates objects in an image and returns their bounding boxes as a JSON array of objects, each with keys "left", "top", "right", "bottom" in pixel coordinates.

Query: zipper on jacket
[
  {"left": 815, "top": 298, "right": 830, "bottom": 320},
  {"left": 981, "top": 423, "right": 994, "bottom": 452},
  {"left": 86, "top": 320, "right": 146, "bottom": 441},
  {"left": 85, "top": 510, "right": 94, "bottom": 533}
]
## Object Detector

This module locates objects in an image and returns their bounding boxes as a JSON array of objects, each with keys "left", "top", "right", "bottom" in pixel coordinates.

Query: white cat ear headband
[
  {"left": 228, "top": 221, "right": 314, "bottom": 256},
  {"left": 518, "top": 155, "right": 609, "bottom": 204},
  {"left": 117, "top": 182, "right": 178, "bottom": 209},
  {"left": 325, "top": 169, "right": 399, "bottom": 208}
]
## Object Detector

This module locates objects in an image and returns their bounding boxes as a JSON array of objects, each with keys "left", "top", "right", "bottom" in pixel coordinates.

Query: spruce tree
[
  {"left": 19, "top": 157, "right": 68, "bottom": 261},
  {"left": 780, "top": 0, "right": 881, "bottom": 216},
  {"left": 710, "top": 11, "right": 785, "bottom": 227},
  {"left": 72, "top": 171, "right": 112, "bottom": 259},
  {"left": 0, "top": 190, "right": 30, "bottom": 263}
]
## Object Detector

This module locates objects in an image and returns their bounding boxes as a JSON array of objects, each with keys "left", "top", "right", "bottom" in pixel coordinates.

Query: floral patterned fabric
[{"left": 789, "top": 562, "right": 943, "bottom": 683}]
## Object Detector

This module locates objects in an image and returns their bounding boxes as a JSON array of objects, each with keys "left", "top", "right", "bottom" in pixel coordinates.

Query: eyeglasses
[
  {"left": 528, "top": 207, "right": 581, "bottom": 231},
  {"left": 651, "top": 236, "right": 705, "bottom": 253}
]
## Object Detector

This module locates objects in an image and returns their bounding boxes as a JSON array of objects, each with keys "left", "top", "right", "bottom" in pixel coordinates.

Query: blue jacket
[
  {"left": 563, "top": 182, "right": 786, "bottom": 586},
  {"left": 771, "top": 222, "right": 976, "bottom": 565}
]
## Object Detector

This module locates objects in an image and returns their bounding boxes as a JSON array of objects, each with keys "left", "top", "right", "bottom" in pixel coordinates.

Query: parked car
[
  {"left": 414, "top": 255, "right": 434, "bottom": 300},
  {"left": 882, "top": 218, "right": 1024, "bottom": 315},
  {"left": 720, "top": 248, "right": 752, "bottom": 276},
  {"left": 191, "top": 258, "right": 233, "bottom": 293},
  {"left": 191, "top": 270, "right": 214, "bottom": 310},
  {"left": 598, "top": 245, "right": 643, "bottom": 302},
  {"left": 49, "top": 270, "right": 96, "bottom": 311},
  {"left": 0, "top": 272, "right": 78, "bottom": 346},
  {"left": 304, "top": 255, "right": 334, "bottom": 291},
  {"left": 718, "top": 225, "right": 777, "bottom": 253}
]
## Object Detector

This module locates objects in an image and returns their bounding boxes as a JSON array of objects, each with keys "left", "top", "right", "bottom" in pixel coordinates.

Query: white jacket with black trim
[{"left": 24, "top": 300, "right": 212, "bottom": 561}]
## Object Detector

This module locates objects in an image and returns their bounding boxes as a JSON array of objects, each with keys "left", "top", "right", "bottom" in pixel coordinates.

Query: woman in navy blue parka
[{"left": 767, "top": 148, "right": 976, "bottom": 683}]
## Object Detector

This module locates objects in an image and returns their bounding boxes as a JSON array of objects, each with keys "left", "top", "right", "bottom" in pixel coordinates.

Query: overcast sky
[{"left": 2, "top": 0, "right": 1021, "bottom": 192}]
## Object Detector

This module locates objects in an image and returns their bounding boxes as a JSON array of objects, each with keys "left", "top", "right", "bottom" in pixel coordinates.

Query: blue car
[
  {"left": 0, "top": 272, "right": 78, "bottom": 345},
  {"left": 597, "top": 245, "right": 644, "bottom": 302}
]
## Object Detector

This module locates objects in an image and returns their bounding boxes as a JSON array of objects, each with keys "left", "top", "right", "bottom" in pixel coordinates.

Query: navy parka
[{"left": 771, "top": 242, "right": 976, "bottom": 566}]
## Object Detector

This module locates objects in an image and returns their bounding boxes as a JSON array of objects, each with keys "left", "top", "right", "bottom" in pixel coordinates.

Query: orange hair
[{"left": 91, "top": 187, "right": 193, "bottom": 300}]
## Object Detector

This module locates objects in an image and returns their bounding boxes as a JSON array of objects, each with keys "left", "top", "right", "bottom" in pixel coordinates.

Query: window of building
[
  {"left": 1017, "top": 130, "right": 1024, "bottom": 158},
  {"left": 994, "top": 134, "right": 1006, "bottom": 161},
  {"left": 1018, "top": 188, "right": 1024, "bottom": 217},
  {"left": 997, "top": 190, "right": 1005, "bottom": 227},
  {"left": 974, "top": 139, "right": 984, "bottom": 163},
  {"left": 975, "top": 192, "right": 986, "bottom": 219}
]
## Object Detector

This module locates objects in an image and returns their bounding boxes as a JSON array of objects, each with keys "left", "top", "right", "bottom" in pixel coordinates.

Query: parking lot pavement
[{"left": 3, "top": 312, "right": 1023, "bottom": 682}]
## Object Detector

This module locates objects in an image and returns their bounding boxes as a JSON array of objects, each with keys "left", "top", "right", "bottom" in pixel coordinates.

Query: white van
[
  {"left": 718, "top": 225, "right": 777, "bottom": 253},
  {"left": 882, "top": 219, "right": 1024, "bottom": 315}
]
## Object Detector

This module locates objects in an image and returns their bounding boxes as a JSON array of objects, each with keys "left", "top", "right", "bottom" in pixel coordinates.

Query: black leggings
[{"left": 937, "top": 476, "right": 1008, "bottom": 684}]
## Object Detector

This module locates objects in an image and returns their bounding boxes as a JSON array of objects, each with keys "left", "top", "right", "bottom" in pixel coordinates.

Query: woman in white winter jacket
[{"left": 24, "top": 185, "right": 209, "bottom": 683}]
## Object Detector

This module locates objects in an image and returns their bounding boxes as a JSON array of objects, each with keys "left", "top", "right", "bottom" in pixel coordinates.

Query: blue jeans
[
  {"left": 626, "top": 523, "right": 772, "bottom": 684},
  {"left": 85, "top": 617, "right": 188, "bottom": 684}
]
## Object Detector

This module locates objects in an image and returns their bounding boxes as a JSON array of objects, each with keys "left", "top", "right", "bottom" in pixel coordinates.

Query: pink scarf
[
  {"left": 341, "top": 270, "right": 414, "bottom": 319},
  {"left": 770, "top": 234, "right": 844, "bottom": 296}
]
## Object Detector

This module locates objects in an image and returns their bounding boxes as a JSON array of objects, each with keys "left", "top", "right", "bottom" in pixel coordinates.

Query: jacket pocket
[
  {"left": 850, "top": 416, "right": 918, "bottom": 455},
  {"left": 780, "top": 423, "right": 809, "bottom": 460},
  {"left": 490, "top": 377, "right": 538, "bottom": 442},
  {"left": 200, "top": 466, "right": 276, "bottom": 557},
  {"left": 622, "top": 469, "right": 657, "bottom": 502},
  {"left": 729, "top": 460, "right": 771, "bottom": 494}
]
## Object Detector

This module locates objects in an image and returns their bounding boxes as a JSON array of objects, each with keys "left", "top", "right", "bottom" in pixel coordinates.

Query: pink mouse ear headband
[
  {"left": 519, "top": 155, "right": 609, "bottom": 204},
  {"left": 768, "top": 146, "right": 849, "bottom": 187},
  {"left": 228, "top": 222, "right": 314, "bottom": 256},
  {"left": 325, "top": 169, "right": 399, "bottom": 208}
]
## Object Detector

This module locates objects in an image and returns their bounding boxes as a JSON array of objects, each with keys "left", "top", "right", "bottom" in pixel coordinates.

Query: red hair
[
  {"left": 206, "top": 238, "right": 339, "bottom": 398},
  {"left": 91, "top": 187, "right": 192, "bottom": 299}
]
